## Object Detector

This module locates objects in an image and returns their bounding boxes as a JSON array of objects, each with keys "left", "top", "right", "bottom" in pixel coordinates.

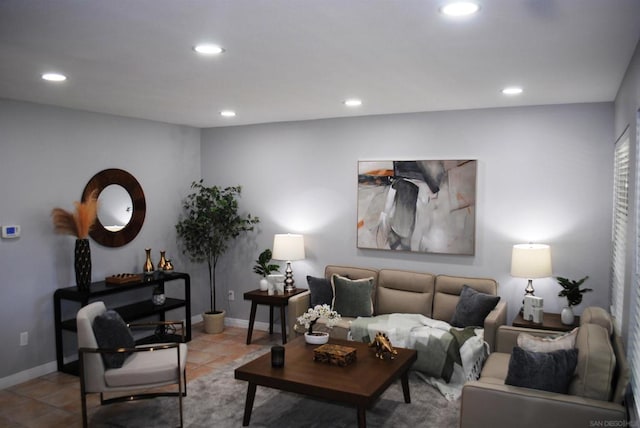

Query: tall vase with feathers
[{"left": 51, "top": 190, "right": 98, "bottom": 290}]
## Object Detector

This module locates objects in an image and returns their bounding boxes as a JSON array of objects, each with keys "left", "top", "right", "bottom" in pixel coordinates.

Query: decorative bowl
[{"left": 304, "top": 332, "right": 329, "bottom": 345}]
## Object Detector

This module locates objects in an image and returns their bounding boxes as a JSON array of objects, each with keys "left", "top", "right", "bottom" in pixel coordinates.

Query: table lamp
[
  {"left": 272, "top": 234, "right": 305, "bottom": 292},
  {"left": 511, "top": 243, "right": 552, "bottom": 297}
]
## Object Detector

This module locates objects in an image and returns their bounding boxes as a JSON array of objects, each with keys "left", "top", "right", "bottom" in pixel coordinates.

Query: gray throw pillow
[
  {"left": 450, "top": 285, "right": 500, "bottom": 328},
  {"left": 505, "top": 346, "right": 578, "bottom": 394},
  {"left": 92, "top": 310, "right": 135, "bottom": 369},
  {"left": 307, "top": 275, "right": 333, "bottom": 307},
  {"left": 331, "top": 274, "right": 374, "bottom": 318}
]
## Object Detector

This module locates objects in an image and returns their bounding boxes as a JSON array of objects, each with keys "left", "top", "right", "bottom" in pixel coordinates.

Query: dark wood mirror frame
[{"left": 82, "top": 168, "right": 146, "bottom": 247}]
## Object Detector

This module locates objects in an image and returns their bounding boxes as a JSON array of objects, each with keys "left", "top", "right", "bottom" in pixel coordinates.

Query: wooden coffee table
[{"left": 234, "top": 337, "right": 417, "bottom": 428}]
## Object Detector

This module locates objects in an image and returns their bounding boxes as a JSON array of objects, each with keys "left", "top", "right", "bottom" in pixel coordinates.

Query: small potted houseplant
[
  {"left": 253, "top": 249, "right": 280, "bottom": 291},
  {"left": 556, "top": 276, "right": 592, "bottom": 325},
  {"left": 296, "top": 304, "right": 341, "bottom": 344},
  {"left": 176, "top": 180, "right": 259, "bottom": 334}
]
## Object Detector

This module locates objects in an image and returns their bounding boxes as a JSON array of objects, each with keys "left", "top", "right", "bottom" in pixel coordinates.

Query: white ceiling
[{"left": 1, "top": 1, "right": 639, "bottom": 128}]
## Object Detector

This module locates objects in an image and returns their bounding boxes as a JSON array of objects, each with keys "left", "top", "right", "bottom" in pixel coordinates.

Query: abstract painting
[{"left": 357, "top": 160, "right": 477, "bottom": 255}]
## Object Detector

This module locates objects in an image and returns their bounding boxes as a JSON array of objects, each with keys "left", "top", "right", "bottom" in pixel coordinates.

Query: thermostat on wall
[{"left": 1, "top": 225, "right": 20, "bottom": 239}]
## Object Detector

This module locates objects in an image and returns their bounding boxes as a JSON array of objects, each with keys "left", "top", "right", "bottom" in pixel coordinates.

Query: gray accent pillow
[
  {"left": 307, "top": 275, "right": 333, "bottom": 307},
  {"left": 92, "top": 310, "right": 135, "bottom": 369},
  {"left": 331, "top": 274, "right": 374, "bottom": 318},
  {"left": 450, "top": 285, "right": 500, "bottom": 328},
  {"left": 505, "top": 346, "right": 578, "bottom": 394}
]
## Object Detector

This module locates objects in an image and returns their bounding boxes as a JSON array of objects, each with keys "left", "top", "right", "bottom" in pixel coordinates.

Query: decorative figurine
[{"left": 369, "top": 332, "right": 398, "bottom": 360}]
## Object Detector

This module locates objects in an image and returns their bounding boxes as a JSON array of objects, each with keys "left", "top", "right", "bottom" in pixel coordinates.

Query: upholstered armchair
[{"left": 76, "top": 301, "right": 188, "bottom": 427}]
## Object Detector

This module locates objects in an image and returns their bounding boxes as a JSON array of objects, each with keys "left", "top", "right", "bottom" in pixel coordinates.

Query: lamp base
[
  {"left": 524, "top": 279, "right": 535, "bottom": 296},
  {"left": 284, "top": 261, "right": 296, "bottom": 292},
  {"left": 520, "top": 279, "right": 535, "bottom": 313}
]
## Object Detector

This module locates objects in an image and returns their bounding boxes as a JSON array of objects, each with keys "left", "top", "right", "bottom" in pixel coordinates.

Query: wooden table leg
[
  {"left": 401, "top": 370, "right": 411, "bottom": 403},
  {"left": 246, "top": 302, "right": 258, "bottom": 345},
  {"left": 242, "top": 383, "right": 257, "bottom": 426},
  {"left": 269, "top": 305, "right": 274, "bottom": 334},
  {"left": 280, "top": 304, "right": 287, "bottom": 344},
  {"left": 357, "top": 406, "right": 366, "bottom": 428}
]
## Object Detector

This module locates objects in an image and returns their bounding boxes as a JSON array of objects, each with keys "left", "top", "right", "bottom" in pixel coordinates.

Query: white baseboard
[
  {"left": 0, "top": 360, "right": 58, "bottom": 389},
  {"left": 224, "top": 316, "right": 281, "bottom": 333}
]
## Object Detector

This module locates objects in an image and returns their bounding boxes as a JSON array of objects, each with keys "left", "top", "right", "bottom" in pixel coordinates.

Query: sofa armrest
[
  {"left": 483, "top": 300, "right": 507, "bottom": 352},
  {"left": 461, "top": 381, "right": 626, "bottom": 428},
  {"left": 287, "top": 290, "right": 310, "bottom": 340}
]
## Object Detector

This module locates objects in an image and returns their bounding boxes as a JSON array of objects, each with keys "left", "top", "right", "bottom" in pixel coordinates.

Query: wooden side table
[
  {"left": 512, "top": 311, "right": 580, "bottom": 332},
  {"left": 243, "top": 288, "right": 307, "bottom": 345}
]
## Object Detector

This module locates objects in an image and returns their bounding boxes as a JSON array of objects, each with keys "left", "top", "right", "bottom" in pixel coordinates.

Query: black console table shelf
[{"left": 54, "top": 271, "right": 191, "bottom": 375}]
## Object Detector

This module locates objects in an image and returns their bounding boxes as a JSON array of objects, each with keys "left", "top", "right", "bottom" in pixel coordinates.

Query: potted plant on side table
[
  {"left": 253, "top": 249, "right": 280, "bottom": 291},
  {"left": 176, "top": 180, "right": 259, "bottom": 334},
  {"left": 556, "top": 275, "right": 592, "bottom": 325}
]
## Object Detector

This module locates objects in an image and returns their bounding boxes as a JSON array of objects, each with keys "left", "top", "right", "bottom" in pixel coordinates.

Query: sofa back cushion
[
  {"left": 432, "top": 275, "right": 498, "bottom": 322},
  {"left": 569, "top": 323, "right": 616, "bottom": 401},
  {"left": 376, "top": 269, "right": 435, "bottom": 317}
]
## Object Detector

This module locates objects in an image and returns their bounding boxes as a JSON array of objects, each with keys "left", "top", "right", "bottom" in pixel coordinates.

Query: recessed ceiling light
[
  {"left": 502, "top": 86, "right": 523, "bottom": 95},
  {"left": 344, "top": 99, "right": 363, "bottom": 107},
  {"left": 193, "top": 44, "right": 225, "bottom": 55},
  {"left": 41, "top": 73, "right": 67, "bottom": 82},
  {"left": 440, "top": 2, "right": 480, "bottom": 17},
  {"left": 220, "top": 110, "right": 236, "bottom": 117}
]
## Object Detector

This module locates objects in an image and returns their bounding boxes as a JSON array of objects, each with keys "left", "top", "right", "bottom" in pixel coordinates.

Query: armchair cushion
[
  {"left": 505, "top": 346, "right": 578, "bottom": 394},
  {"left": 92, "top": 310, "right": 135, "bottom": 369},
  {"left": 450, "top": 285, "right": 500, "bottom": 328},
  {"left": 517, "top": 327, "right": 578, "bottom": 352},
  {"left": 104, "top": 343, "right": 188, "bottom": 387},
  {"left": 307, "top": 275, "right": 333, "bottom": 307}
]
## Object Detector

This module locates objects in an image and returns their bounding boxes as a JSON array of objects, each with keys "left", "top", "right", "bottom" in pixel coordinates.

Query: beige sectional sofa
[
  {"left": 460, "top": 307, "right": 630, "bottom": 428},
  {"left": 287, "top": 265, "right": 507, "bottom": 351}
]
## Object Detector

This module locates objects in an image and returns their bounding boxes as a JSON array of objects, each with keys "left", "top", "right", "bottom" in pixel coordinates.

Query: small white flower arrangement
[{"left": 296, "top": 304, "right": 341, "bottom": 334}]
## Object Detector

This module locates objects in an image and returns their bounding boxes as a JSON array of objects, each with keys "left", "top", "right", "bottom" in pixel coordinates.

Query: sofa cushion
[
  {"left": 307, "top": 275, "right": 333, "bottom": 307},
  {"left": 376, "top": 269, "right": 435, "bottom": 317},
  {"left": 505, "top": 347, "right": 578, "bottom": 394},
  {"left": 569, "top": 323, "right": 616, "bottom": 401},
  {"left": 450, "top": 285, "right": 500, "bottom": 328},
  {"left": 92, "top": 310, "right": 135, "bottom": 369},
  {"left": 331, "top": 274, "right": 375, "bottom": 318},
  {"left": 517, "top": 328, "right": 578, "bottom": 352}
]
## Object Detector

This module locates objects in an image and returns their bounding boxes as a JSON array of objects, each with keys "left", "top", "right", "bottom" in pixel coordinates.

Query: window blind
[{"left": 611, "top": 136, "right": 629, "bottom": 335}]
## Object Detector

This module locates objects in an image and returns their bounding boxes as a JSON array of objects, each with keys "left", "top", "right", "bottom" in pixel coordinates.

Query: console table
[{"left": 53, "top": 271, "right": 191, "bottom": 375}]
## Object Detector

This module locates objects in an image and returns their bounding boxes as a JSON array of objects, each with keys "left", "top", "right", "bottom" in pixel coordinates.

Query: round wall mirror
[{"left": 82, "top": 168, "right": 146, "bottom": 247}]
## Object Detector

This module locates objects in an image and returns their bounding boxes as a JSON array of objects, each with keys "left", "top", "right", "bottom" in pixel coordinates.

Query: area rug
[{"left": 91, "top": 348, "right": 460, "bottom": 427}]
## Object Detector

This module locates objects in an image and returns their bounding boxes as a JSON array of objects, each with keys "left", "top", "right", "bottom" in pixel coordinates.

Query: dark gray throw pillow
[
  {"left": 331, "top": 274, "right": 374, "bottom": 318},
  {"left": 92, "top": 310, "right": 135, "bottom": 369},
  {"left": 505, "top": 346, "right": 578, "bottom": 394},
  {"left": 450, "top": 285, "right": 500, "bottom": 328},
  {"left": 307, "top": 275, "right": 333, "bottom": 307}
]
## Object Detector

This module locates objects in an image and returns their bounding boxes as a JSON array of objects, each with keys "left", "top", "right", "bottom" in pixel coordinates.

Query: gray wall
[
  {"left": 0, "top": 99, "right": 201, "bottom": 382},
  {"left": 201, "top": 103, "right": 614, "bottom": 329},
  {"left": 0, "top": 92, "right": 624, "bottom": 385}
]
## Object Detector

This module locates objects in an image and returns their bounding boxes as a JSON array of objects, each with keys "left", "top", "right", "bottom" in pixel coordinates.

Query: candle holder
[{"left": 271, "top": 345, "right": 285, "bottom": 368}]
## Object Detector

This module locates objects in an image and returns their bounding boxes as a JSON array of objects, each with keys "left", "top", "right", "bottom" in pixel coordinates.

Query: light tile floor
[{"left": 0, "top": 325, "right": 280, "bottom": 427}]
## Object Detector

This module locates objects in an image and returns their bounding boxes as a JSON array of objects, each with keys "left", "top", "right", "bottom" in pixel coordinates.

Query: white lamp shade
[
  {"left": 272, "top": 234, "right": 305, "bottom": 261},
  {"left": 511, "top": 244, "right": 552, "bottom": 279}
]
